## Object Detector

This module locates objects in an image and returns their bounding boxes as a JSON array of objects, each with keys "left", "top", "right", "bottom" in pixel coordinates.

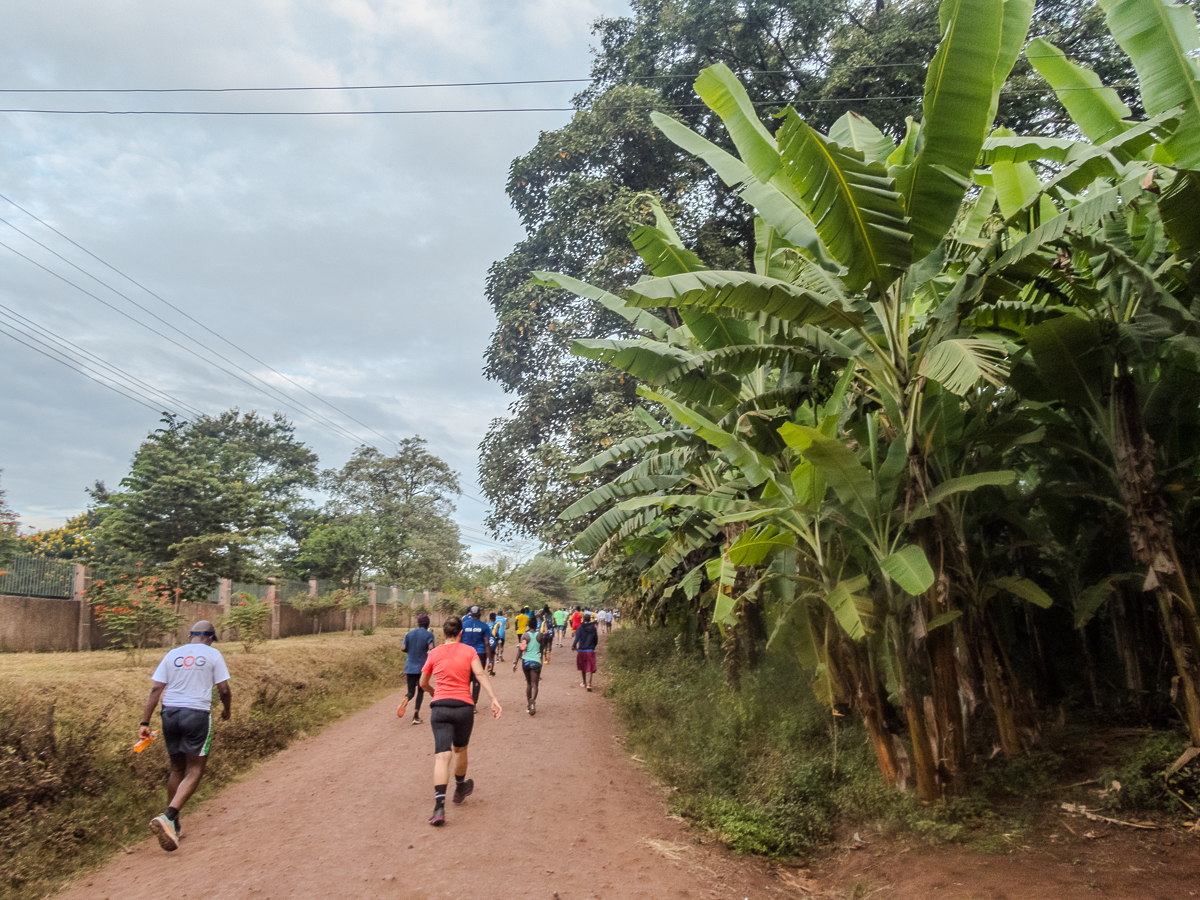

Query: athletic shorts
[
  {"left": 556, "top": 626, "right": 565, "bottom": 633},
  {"left": 429, "top": 700, "right": 474, "bottom": 753},
  {"left": 161, "top": 707, "right": 213, "bottom": 757},
  {"left": 577, "top": 651, "right": 597, "bottom": 673},
  {"left": 521, "top": 660, "right": 542, "bottom": 674},
  {"left": 405, "top": 672, "right": 423, "bottom": 698}
]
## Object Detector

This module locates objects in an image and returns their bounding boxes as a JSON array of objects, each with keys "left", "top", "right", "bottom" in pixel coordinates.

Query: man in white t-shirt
[{"left": 139, "top": 619, "right": 231, "bottom": 851}]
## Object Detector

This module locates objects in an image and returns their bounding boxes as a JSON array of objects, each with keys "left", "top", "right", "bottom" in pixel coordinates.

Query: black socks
[
  {"left": 167, "top": 807, "right": 179, "bottom": 821},
  {"left": 434, "top": 784, "right": 447, "bottom": 807},
  {"left": 454, "top": 774, "right": 465, "bottom": 784}
]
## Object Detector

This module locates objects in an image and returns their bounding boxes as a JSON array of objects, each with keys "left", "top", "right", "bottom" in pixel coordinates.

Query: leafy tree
[
  {"left": 91, "top": 410, "right": 318, "bottom": 596},
  {"left": 546, "top": 0, "right": 1200, "bottom": 795},
  {"left": 0, "top": 472, "right": 19, "bottom": 566},
  {"left": 480, "top": 0, "right": 1141, "bottom": 546},
  {"left": 321, "top": 438, "right": 466, "bottom": 589}
]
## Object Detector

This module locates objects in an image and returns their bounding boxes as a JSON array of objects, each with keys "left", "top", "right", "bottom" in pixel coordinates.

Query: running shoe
[
  {"left": 452, "top": 778, "right": 474, "bottom": 804},
  {"left": 429, "top": 806, "right": 446, "bottom": 826},
  {"left": 411, "top": 714, "right": 422, "bottom": 725},
  {"left": 150, "top": 814, "right": 179, "bottom": 851},
  {"left": 530, "top": 700, "right": 536, "bottom": 716}
]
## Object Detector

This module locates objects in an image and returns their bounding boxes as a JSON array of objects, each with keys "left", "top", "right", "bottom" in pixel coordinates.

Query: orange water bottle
[{"left": 133, "top": 730, "right": 158, "bottom": 753}]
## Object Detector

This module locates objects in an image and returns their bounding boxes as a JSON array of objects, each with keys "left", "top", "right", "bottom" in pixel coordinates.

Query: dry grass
[{"left": 0, "top": 629, "right": 409, "bottom": 900}]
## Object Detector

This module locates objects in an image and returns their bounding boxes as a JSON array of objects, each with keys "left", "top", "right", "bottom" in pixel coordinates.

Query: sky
[{"left": 0, "top": 0, "right": 631, "bottom": 558}]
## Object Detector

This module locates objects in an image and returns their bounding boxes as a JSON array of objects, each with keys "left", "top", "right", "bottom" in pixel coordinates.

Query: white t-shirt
[{"left": 151, "top": 643, "right": 231, "bottom": 711}]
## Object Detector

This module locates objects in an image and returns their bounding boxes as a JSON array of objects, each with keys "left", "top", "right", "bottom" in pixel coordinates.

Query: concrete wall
[
  {"left": 0, "top": 595, "right": 80, "bottom": 653},
  {"left": 0, "top": 591, "right": 451, "bottom": 653}
]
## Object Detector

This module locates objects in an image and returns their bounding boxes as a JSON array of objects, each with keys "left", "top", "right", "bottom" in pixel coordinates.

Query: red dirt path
[
  {"left": 56, "top": 637, "right": 780, "bottom": 900},
  {"left": 54, "top": 634, "right": 1199, "bottom": 900}
]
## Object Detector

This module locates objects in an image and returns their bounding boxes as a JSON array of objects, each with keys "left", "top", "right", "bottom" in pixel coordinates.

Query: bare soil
[{"left": 54, "top": 634, "right": 1199, "bottom": 900}]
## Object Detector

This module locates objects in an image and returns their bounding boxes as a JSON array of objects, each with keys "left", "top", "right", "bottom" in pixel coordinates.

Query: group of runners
[{"left": 135, "top": 604, "right": 618, "bottom": 845}]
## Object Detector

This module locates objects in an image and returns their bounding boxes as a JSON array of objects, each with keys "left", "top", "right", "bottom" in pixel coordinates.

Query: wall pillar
[
  {"left": 308, "top": 579, "right": 318, "bottom": 597},
  {"left": 423, "top": 589, "right": 430, "bottom": 606},
  {"left": 268, "top": 583, "right": 280, "bottom": 640},
  {"left": 73, "top": 564, "right": 92, "bottom": 652},
  {"left": 369, "top": 583, "right": 377, "bottom": 627},
  {"left": 218, "top": 578, "right": 232, "bottom": 612}
]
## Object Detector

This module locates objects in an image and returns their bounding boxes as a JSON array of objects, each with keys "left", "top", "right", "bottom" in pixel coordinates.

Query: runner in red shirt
[
  {"left": 571, "top": 608, "right": 582, "bottom": 633},
  {"left": 419, "top": 615, "right": 502, "bottom": 826}
]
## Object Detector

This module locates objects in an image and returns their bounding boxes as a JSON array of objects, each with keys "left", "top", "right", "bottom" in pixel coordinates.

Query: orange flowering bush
[{"left": 89, "top": 571, "right": 183, "bottom": 657}]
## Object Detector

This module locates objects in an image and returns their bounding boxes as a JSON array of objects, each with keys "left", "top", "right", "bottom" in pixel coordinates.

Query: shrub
[
  {"left": 1100, "top": 730, "right": 1200, "bottom": 813},
  {"left": 88, "top": 572, "right": 182, "bottom": 660},
  {"left": 219, "top": 593, "right": 272, "bottom": 651}
]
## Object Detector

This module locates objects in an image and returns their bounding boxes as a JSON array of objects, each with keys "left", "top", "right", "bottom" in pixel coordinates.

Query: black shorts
[
  {"left": 429, "top": 700, "right": 474, "bottom": 753},
  {"left": 161, "top": 707, "right": 213, "bottom": 757},
  {"left": 405, "top": 673, "right": 423, "bottom": 698}
]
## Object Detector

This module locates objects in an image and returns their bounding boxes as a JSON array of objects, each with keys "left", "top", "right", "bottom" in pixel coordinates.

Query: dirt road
[{"left": 58, "top": 636, "right": 780, "bottom": 900}]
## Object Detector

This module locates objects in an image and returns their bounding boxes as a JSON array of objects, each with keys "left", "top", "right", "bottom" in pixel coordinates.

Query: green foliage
[
  {"left": 0, "top": 472, "right": 18, "bottom": 567},
  {"left": 89, "top": 410, "right": 317, "bottom": 598},
  {"left": 605, "top": 629, "right": 910, "bottom": 859},
  {"left": 87, "top": 572, "right": 183, "bottom": 660},
  {"left": 319, "top": 438, "right": 466, "bottom": 589},
  {"left": 219, "top": 593, "right": 272, "bottom": 652},
  {"left": 1100, "top": 731, "right": 1200, "bottom": 812}
]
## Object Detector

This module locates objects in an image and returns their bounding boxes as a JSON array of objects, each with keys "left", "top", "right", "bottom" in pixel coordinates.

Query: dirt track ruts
[{"left": 57, "top": 634, "right": 782, "bottom": 900}]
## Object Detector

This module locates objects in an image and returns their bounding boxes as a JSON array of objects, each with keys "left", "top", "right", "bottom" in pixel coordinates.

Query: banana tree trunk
[
  {"left": 908, "top": 454, "right": 968, "bottom": 791},
  {"left": 1113, "top": 375, "right": 1200, "bottom": 746},
  {"left": 888, "top": 618, "right": 940, "bottom": 801},
  {"left": 837, "top": 626, "right": 902, "bottom": 788}
]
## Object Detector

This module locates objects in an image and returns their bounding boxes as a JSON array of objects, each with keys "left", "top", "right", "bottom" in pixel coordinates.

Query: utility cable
[
  {"left": 0, "top": 301, "right": 205, "bottom": 417},
  {"left": 0, "top": 228, "right": 377, "bottom": 449},
  {"left": 0, "top": 54, "right": 1092, "bottom": 94},
  {"left": 0, "top": 321, "right": 176, "bottom": 416},
  {"left": 0, "top": 193, "right": 399, "bottom": 450},
  {"left": 0, "top": 82, "right": 1136, "bottom": 115}
]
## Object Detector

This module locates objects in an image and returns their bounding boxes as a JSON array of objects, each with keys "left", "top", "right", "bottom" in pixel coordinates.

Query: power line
[
  {"left": 0, "top": 301, "right": 205, "bottom": 417},
  {"left": 0, "top": 54, "right": 1083, "bottom": 95},
  {"left": 0, "top": 192, "right": 399, "bottom": 450},
  {"left": 0, "top": 322, "right": 173, "bottom": 416},
  {"left": 0, "top": 83, "right": 1138, "bottom": 116},
  {"left": 0, "top": 224, "right": 378, "bottom": 449}
]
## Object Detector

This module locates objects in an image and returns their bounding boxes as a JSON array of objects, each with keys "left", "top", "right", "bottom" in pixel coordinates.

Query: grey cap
[{"left": 470, "top": 605, "right": 480, "bottom": 615}]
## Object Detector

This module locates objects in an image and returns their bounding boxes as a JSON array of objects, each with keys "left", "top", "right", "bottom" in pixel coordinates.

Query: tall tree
[
  {"left": 321, "top": 438, "right": 466, "bottom": 589},
  {"left": 0, "top": 472, "right": 19, "bottom": 565},
  {"left": 480, "top": 0, "right": 1140, "bottom": 545},
  {"left": 92, "top": 410, "right": 318, "bottom": 595}
]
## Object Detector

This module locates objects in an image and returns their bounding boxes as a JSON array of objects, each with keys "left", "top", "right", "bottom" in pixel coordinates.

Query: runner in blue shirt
[
  {"left": 398, "top": 613, "right": 435, "bottom": 725},
  {"left": 460, "top": 606, "right": 492, "bottom": 708},
  {"left": 492, "top": 612, "right": 507, "bottom": 661}
]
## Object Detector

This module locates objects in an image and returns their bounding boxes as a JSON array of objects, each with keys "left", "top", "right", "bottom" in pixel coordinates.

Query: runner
[
  {"left": 486, "top": 613, "right": 499, "bottom": 675},
  {"left": 515, "top": 606, "right": 531, "bottom": 642},
  {"left": 460, "top": 606, "right": 492, "bottom": 708},
  {"left": 572, "top": 612, "right": 599, "bottom": 692},
  {"left": 553, "top": 606, "right": 568, "bottom": 647},
  {"left": 570, "top": 607, "right": 582, "bottom": 637},
  {"left": 513, "top": 611, "right": 543, "bottom": 715},
  {"left": 138, "top": 620, "right": 231, "bottom": 851},
  {"left": 398, "top": 613, "right": 435, "bottom": 725},
  {"left": 604, "top": 609, "right": 614, "bottom": 634},
  {"left": 419, "top": 615, "right": 502, "bottom": 826},
  {"left": 538, "top": 606, "right": 555, "bottom": 664},
  {"left": 492, "top": 610, "right": 507, "bottom": 661}
]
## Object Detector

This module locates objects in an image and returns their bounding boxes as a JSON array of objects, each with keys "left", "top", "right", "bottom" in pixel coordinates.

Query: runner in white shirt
[{"left": 139, "top": 620, "right": 232, "bottom": 851}]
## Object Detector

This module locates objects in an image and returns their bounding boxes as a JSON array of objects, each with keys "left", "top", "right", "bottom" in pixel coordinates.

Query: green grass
[
  {"left": 603, "top": 628, "right": 1192, "bottom": 862},
  {"left": 0, "top": 629, "right": 408, "bottom": 899}
]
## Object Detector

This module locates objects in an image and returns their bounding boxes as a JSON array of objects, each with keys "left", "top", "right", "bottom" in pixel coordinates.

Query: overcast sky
[{"left": 0, "top": 0, "right": 630, "bottom": 557}]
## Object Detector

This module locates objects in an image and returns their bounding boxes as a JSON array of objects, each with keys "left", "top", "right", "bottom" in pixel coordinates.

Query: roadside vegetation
[
  {"left": 0, "top": 631, "right": 407, "bottom": 900},
  {"left": 606, "top": 628, "right": 1199, "bottom": 860}
]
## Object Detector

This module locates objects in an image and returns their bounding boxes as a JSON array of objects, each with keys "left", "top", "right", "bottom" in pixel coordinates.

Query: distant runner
[
  {"left": 398, "top": 613, "right": 435, "bottom": 725},
  {"left": 492, "top": 611, "right": 507, "bottom": 661},
  {"left": 515, "top": 606, "right": 531, "bottom": 641},
  {"left": 419, "top": 615, "right": 502, "bottom": 826},
  {"left": 604, "top": 609, "right": 614, "bottom": 634},
  {"left": 538, "top": 606, "right": 556, "bottom": 664},
  {"left": 553, "top": 606, "right": 568, "bottom": 647},
  {"left": 513, "top": 612, "right": 543, "bottom": 715},
  {"left": 572, "top": 612, "right": 599, "bottom": 692},
  {"left": 460, "top": 606, "right": 492, "bottom": 708},
  {"left": 570, "top": 607, "right": 582, "bottom": 636},
  {"left": 139, "top": 620, "right": 231, "bottom": 851}
]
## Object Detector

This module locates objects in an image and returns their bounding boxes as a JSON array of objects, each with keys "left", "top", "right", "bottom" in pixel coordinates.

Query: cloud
[{"left": 0, "top": 0, "right": 633, "bottom": 544}]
